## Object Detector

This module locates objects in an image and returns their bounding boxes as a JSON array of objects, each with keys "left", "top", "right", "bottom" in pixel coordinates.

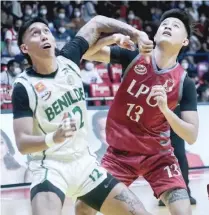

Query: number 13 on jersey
[{"left": 126, "top": 103, "right": 144, "bottom": 122}]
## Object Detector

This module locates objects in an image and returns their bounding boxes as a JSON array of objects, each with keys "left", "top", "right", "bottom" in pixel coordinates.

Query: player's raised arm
[{"left": 77, "top": 15, "right": 153, "bottom": 61}]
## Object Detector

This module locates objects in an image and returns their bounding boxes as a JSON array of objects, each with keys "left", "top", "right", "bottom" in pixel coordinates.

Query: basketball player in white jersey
[{"left": 12, "top": 16, "right": 154, "bottom": 215}]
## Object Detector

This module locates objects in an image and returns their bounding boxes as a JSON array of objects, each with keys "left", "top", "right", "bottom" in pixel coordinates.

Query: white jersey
[{"left": 14, "top": 55, "right": 89, "bottom": 161}]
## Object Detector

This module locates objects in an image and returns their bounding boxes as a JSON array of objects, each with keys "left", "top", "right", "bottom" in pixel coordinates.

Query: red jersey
[{"left": 106, "top": 54, "right": 186, "bottom": 155}]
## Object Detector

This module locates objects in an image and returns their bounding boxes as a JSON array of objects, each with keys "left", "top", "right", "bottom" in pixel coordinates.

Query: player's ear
[
  {"left": 182, "top": 38, "right": 189, "bottom": 47},
  {"left": 20, "top": 44, "right": 28, "bottom": 54}
]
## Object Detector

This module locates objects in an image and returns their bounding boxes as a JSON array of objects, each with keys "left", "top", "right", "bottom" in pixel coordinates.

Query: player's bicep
[
  {"left": 13, "top": 117, "right": 33, "bottom": 137},
  {"left": 13, "top": 117, "right": 33, "bottom": 150},
  {"left": 83, "top": 46, "right": 110, "bottom": 63}
]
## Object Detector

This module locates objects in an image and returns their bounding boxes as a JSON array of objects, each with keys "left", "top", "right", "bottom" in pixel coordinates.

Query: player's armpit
[
  {"left": 83, "top": 46, "right": 111, "bottom": 63},
  {"left": 13, "top": 117, "right": 47, "bottom": 154},
  {"left": 181, "top": 111, "right": 199, "bottom": 144}
]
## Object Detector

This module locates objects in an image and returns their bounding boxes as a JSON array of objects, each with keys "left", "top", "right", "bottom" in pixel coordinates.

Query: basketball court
[{"left": 1, "top": 169, "right": 208, "bottom": 215}]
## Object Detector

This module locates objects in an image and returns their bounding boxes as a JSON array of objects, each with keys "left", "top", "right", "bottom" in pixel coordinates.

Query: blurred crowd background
[{"left": 1, "top": 0, "right": 209, "bottom": 110}]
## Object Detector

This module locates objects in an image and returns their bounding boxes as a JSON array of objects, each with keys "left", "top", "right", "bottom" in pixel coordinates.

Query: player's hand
[
  {"left": 137, "top": 31, "right": 153, "bottom": 64},
  {"left": 53, "top": 118, "right": 77, "bottom": 144},
  {"left": 151, "top": 85, "right": 168, "bottom": 113},
  {"left": 113, "top": 33, "right": 135, "bottom": 51}
]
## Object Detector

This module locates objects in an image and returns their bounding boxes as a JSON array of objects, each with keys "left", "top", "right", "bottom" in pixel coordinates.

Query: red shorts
[{"left": 101, "top": 147, "right": 186, "bottom": 198}]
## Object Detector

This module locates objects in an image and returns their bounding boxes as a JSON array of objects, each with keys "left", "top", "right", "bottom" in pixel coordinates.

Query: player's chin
[
  {"left": 157, "top": 39, "right": 173, "bottom": 46},
  {"left": 42, "top": 47, "right": 55, "bottom": 56}
]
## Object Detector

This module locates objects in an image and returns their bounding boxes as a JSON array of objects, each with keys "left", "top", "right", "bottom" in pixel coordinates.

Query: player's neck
[
  {"left": 153, "top": 47, "right": 178, "bottom": 70},
  {"left": 32, "top": 56, "right": 58, "bottom": 75}
]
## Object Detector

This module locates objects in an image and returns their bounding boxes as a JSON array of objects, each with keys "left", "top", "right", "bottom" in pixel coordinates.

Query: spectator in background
[
  {"left": 127, "top": 10, "right": 142, "bottom": 30},
  {"left": 181, "top": 58, "right": 195, "bottom": 73},
  {"left": 195, "top": 13, "right": 208, "bottom": 39},
  {"left": 69, "top": 8, "right": 85, "bottom": 33},
  {"left": 38, "top": 4, "right": 48, "bottom": 21},
  {"left": 53, "top": 20, "right": 75, "bottom": 50},
  {"left": 23, "top": 4, "right": 34, "bottom": 22},
  {"left": 151, "top": 7, "right": 162, "bottom": 24},
  {"left": 81, "top": 1, "right": 97, "bottom": 23},
  {"left": 198, "top": 1, "right": 209, "bottom": 18},
  {"left": 59, "top": 0, "right": 74, "bottom": 17},
  {"left": 11, "top": 0, "right": 23, "bottom": 18},
  {"left": 187, "top": 35, "right": 201, "bottom": 64},
  {"left": 186, "top": 5, "right": 199, "bottom": 22},
  {"left": 54, "top": 6, "right": 70, "bottom": 30},
  {"left": 1, "top": 1, "right": 14, "bottom": 28},
  {"left": 81, "top": 61, "right": 103, "bottom": 97},
  {"left": 1, "top": 60, "right": 21, "bottom": 86},
  {"left": 197, "top": 84, "right": 209, "bottom": 102},
  {"left": 20, "top": 58, "right": 30, "bottom": 72},
  {"left": 197, "top": 62, "right": 209, "bottom": 79},
  {"left": 4, "top": 18, "right": 22, "bottom": 58}
]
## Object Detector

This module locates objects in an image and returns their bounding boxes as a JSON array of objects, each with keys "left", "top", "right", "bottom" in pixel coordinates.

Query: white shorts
[{"left": 29, "top": 150, "right": 107, "bottom": 201}]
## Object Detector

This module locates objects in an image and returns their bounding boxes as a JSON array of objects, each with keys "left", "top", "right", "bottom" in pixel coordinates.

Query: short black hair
[
  {"left": 18, "top": 17, "right": 48, "bottom": 47},
  {"left": 7, "top": 59, "right": 18, "bottom": 68},
  {"left": 160, "top": 9, "right": 192, "bottom": 38},
  {"left": 18, "top": 17, "right": 49, "bottom": 65}
]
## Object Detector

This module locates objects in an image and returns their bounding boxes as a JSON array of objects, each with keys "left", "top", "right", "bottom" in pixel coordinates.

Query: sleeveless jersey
[
  {"left": 106, "top": 54, "right": 186, "bottom": 155},
  {"left": 14, "top": 55, "right": 89, "bottom": 160}
]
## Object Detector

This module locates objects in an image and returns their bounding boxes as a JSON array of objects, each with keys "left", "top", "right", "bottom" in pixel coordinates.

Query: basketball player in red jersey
[{"left": 77, "top": 9, "right": 198, "bottom": 215}]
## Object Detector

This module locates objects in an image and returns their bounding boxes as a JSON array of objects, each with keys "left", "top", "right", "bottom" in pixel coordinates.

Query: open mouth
[
  {"left": 42, "top": 43, "right": 51, "bottom": 49},
  {"left": 162, "top": 31, "right": 172, "bottom": 36}
]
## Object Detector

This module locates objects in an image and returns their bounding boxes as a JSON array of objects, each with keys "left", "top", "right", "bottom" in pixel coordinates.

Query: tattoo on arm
[
  {"left": 76, "top": 15, "right": 139, "bottom": 47},
  {"left": 114, "top": 189, "right": 144, "bottom": 215},
  {"left": 163, "top": 189, "right": 189, "bottom": 204}
]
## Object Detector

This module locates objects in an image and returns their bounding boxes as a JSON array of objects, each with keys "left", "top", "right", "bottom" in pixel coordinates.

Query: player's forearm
[
  {"left": 77, "top": 15, "right": 140, "bottom": 47},
  {"left": 83, "top": 34, "right": 115, "bottom": 59},
  {"left": 162, "top": 108, "right": 197, "bottom": 144},
  {"left": 16, "top": 134, "right": 49, "bottom": 154}
]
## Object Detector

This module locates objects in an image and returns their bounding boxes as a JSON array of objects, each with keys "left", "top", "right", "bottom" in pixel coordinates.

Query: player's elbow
[
  {"left": 16, "top": 138, "right": 28, "bottom": 155},
  {"left": 93, "top": 15, "right": 106, "bottom": 23},
  {"left": 92, "top": 15, "right": 109, "bottom": 32},
  {"left": 187, "top": 133, "right": 197, "bottom": 145}
]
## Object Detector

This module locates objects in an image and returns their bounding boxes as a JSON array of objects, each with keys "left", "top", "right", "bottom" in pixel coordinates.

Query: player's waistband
[{"left": 107, "top": 146, "right": 173, "bottom": 156}]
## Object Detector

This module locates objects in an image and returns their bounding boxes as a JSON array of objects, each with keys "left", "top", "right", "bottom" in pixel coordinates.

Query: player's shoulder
[
  {"left": 183, "top": 74, "right": 195, "bottom": 89},
  {"left": 56, "top": 55, "right": 80, "bottom": 71}
]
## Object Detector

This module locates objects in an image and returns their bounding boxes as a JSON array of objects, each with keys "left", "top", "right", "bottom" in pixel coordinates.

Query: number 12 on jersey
[{"left": 126, "top": 103, "right": 144, "bottom": 122}]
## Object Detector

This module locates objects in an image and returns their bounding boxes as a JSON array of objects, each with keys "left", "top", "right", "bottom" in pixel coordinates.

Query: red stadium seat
[
  {"left": 0, "top": 84, "right": 13, "bottom": 109},
  {"left": 109, "top": 64, "right": 122, "bottom": 83},
  {"left": 95, "top": 64, "right": 110, "bottom": 83},
  {"left": 90, "top": 83, "right": 112, "bottom": 106},
  {"left": 111, "top": 83, "right": 121, "bottom": 96}
]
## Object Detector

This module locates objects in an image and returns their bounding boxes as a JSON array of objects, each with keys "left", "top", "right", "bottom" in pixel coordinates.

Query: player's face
[
  {"left": 20, "top": 22, "right": 56, "bottom": 58},
  {"left": 154, "top": 17, "right": 189, "bottom": 48}
]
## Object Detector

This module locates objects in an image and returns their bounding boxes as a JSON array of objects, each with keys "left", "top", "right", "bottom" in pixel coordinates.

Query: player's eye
[
  {"left": 33, "top": 31, "right": 39, "bottom": 36},
  {"left": 44, "top": 28, "right": 49, "bottom": 33},
  {"left": 174, "top": 24, "right": 179, "bottom": 28}
]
